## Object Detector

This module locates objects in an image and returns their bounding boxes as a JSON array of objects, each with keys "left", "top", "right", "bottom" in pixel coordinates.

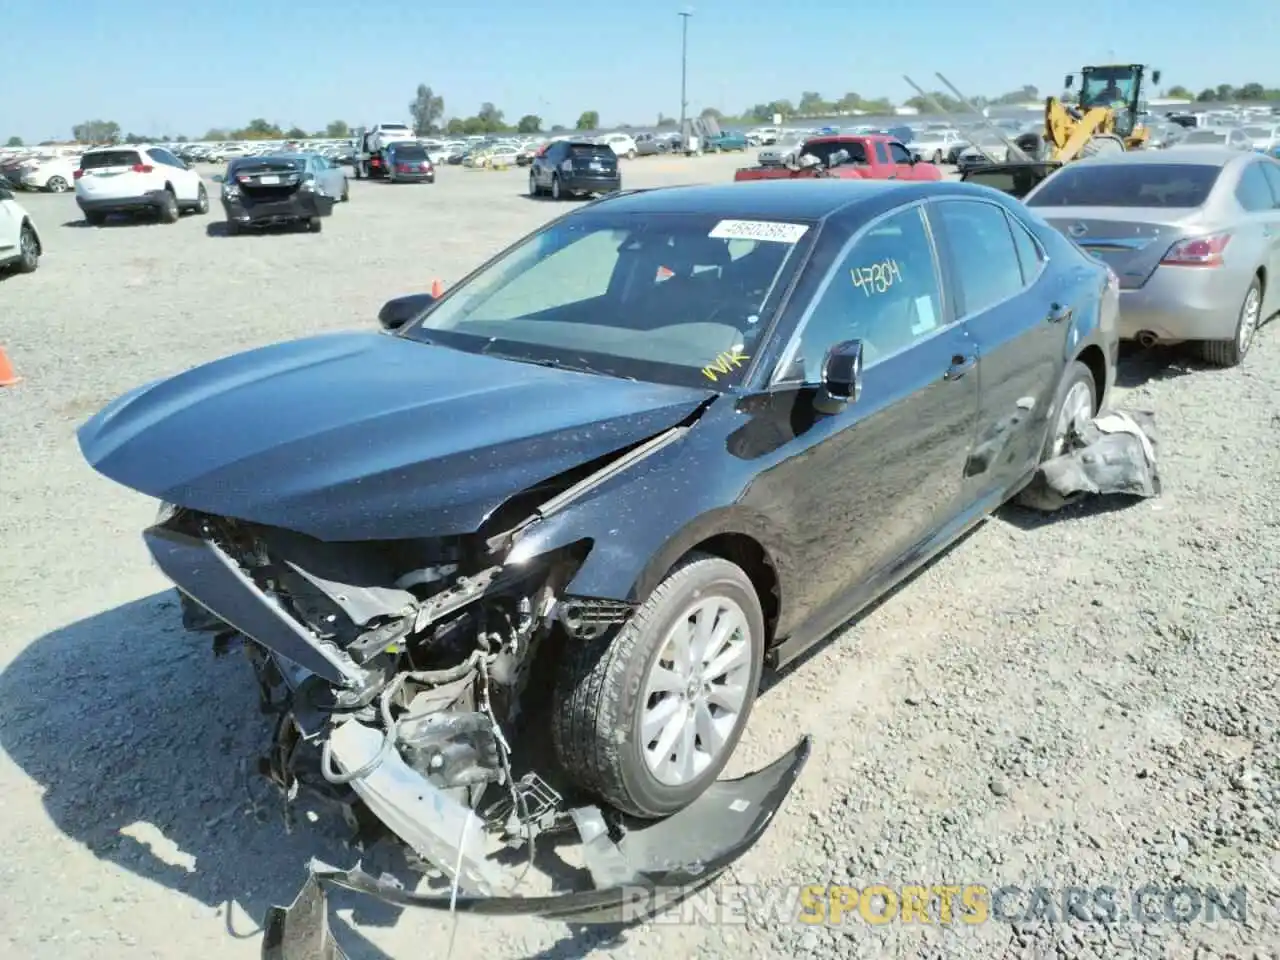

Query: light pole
[{"left": 679, "top": 9, "right": 692, "bottom": 150}]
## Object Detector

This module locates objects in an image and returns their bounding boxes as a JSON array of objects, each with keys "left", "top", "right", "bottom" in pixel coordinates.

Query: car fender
[{"left": 505, "top": 430, "right": 792, "bottom": 610}]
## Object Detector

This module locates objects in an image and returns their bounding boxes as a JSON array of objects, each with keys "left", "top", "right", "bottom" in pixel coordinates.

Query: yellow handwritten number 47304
[
  {"left": 702, "top": 348, "right": 749, "bottom": 382},
  {"left": 852, "top": 259, "right": 903, "bottom": 296}
]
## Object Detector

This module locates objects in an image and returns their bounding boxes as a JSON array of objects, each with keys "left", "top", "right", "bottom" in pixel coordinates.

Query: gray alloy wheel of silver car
[{"left": 1201, "top": 275, "right": 1262, "bottom": 368}]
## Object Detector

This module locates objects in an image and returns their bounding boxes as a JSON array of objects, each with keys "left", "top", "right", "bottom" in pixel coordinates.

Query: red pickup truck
[{"left": 734, "top": 134, "right": 943, "bottom": 182}]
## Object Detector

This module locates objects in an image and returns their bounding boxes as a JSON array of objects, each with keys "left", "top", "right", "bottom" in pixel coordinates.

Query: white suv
[
  {"left": 0, "top": 182, "right": 42, "bottom": 274},
  {"left": 74, "top": 145, "right": 209, "bottom": 225}
]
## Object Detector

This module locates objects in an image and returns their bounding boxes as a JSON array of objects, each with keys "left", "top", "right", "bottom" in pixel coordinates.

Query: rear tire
[
  {"left": 1081, "top": 134, "right": 1125, "bottom": 157},
  {"left": 45, "top": 176, "right": 69, "bottom": 193},
  {"left": 16, "top": 223, "right": 39, "bottom": 272},
  {"left": 1200, "top": 276, "right": 1262, "bottom": 367},
  {"left": 551, "top": 552, "right": 764, "bottom": 819},
  {"left": 551, "top": 174, "right": 562, "bottom": 200},
  {"left": 190, "top": 183, "right": 209, "bottom": 215},
  {"left": 157, "top": 189, "right": 179, "bottom": 223},
  {"left": 340, "top": 180, "right": 349, "bottom": 202},
  {"left": 1042, "top": 360, "right": 1097, "bottom": 460},
  {"left": 307, "top": 216, "right": 323, "bottom": 233}
]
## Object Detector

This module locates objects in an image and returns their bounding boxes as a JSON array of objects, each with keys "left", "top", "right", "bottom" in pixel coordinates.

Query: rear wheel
[
  {"left": 307, "top": 216, "right": 323, "bottom": 233},
  {"left": 16, "top": 223, "right": 39, "bottom": 272},
  {"left": 1081, "top": 134, "right": 1125, "bottom": 157},
  {"left": 1044, "top": 360, "right": 1097, "bottom": 459},
  {"left": 1200, "top": 276, "right": 1262, "bottom": 367},
  {"left": 157, "top": 189, "right": 179, "bottom": 223},
  {"left": 528, "top": 171, "right": 540, "bottom": 196},
  {"left": 551, "top": 174, "right": 562, "bottom": 200},
  {"left": 45, "top": 176, "right": 69, "bottom": 193},
  {"left": 191, "top": 183, "right": 209, "bottom": 215},
  {"left": 552, "top": 553, "right": 764, "bottom": 818},
  {"left": 341, "top": 180, "right": 349, "bottom": 201}
]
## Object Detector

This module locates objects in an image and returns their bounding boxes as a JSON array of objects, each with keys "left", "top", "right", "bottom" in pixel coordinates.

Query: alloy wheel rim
[
  {"left": 640, "top": 595, "right": 753, "bottom": 787},
  {"left": 1052, "top": 381, "right": 1093, "bottom": 457},
  {"left": 1239, "top": 287, "right": 1261, "bottom": 353}
]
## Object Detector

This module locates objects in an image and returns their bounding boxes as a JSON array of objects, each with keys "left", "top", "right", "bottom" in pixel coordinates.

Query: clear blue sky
[{"left": 6, "top": 0, "right": 1275, "bottom": 142}]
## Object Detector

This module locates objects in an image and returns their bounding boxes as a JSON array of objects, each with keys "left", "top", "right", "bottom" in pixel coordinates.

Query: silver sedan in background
[{"left": 1024, "top": 147, "right": 1280, "bottom": 366}]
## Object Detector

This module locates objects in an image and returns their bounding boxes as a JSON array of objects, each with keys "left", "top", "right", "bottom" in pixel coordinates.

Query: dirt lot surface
[{"left": 1, "top": 153, "right": 1277, "bottom": 960}]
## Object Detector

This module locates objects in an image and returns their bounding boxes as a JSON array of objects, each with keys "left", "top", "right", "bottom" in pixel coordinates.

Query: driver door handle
[{"left": 944, "top": 354, "right": 977, "bottom": 380}]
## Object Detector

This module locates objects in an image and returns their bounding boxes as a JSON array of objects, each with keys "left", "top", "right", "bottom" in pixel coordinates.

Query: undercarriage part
[
  {"left": 261, "top": 736, "right": 812, "bottom": 960},
  {"left": 481, "top": 772, "right": 567, "bottom": 846}
]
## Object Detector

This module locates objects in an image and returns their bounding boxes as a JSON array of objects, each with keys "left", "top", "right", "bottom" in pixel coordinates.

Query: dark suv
[{"left": 528, "top": 139, "right": 620, "bottom": 200}]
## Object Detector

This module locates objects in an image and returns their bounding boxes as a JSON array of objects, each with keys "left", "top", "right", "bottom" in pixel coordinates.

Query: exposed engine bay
[{"left": 146, "top": 505, "right": 808, "bottom": 960}]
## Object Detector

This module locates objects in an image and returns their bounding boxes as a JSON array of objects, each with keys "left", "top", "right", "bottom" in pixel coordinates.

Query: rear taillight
[
  {"left": 73, "top": 169, "right": 84, "bottom": 179},
  {"left": 131, "top": 163, "right": 154, "bottom": 173},
  {"left": 1161, "top": 232, "right": 1231, "bottom": 267}
]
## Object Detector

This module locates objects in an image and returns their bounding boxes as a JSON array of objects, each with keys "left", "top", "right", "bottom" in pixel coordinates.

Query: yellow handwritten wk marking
[
  {"left": 702, "top": 348, "right": 750, "bottom": 382},
  {"left": 852, "top": 258, "right": 903, "bottom": 296}
]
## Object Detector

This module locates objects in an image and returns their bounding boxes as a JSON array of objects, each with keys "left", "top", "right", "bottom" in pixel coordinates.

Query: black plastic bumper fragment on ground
[
  {"left": 1018, "top": 409, "right": 1160, "bottom": 511},
  {"left": 261, "top": 736, "right": 812, "bottom": 960}
]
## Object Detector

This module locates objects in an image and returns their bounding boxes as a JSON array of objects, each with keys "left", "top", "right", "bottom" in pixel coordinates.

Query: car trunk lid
[
  {"left": 235, "top": 158, "right": 306, "bottom": 201},
  {"left": 1038, "top": 209, "right": 1202, "bottom": 289}
]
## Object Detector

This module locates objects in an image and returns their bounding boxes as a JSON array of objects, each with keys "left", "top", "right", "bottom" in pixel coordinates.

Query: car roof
[
  {"left": 83, "top": 144, "right": 153, "bottom": 153},
  {"left": 591, "top": 179, "right": 987, "bottom": 221},
  {"left": 807, "top": 133, "right": 895, "bottom": 144},
  {"left": 1073, "top": 146, "right": 1252, "bottom": 168}
]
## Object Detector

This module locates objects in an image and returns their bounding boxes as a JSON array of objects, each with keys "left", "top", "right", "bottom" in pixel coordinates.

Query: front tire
[
  {"left": 1201, "top": 276, "right": 1262, "bottom": 367},
  {"left": 191, "top": 183, "right": 209, "bottom": 214},
  {"left": 307, "top": 216, "right": 323, "bottom": 233},
  {"left": 529, "top": 171, "right": 540, "bottom": 196},
  {"left": 552, "top": 553, "right": 764, "bottom": 819}
]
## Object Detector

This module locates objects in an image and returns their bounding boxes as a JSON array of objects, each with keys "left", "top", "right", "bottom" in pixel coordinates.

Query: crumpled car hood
[{"left": 78, "top": 331, "right": 712, "bottom": 541}]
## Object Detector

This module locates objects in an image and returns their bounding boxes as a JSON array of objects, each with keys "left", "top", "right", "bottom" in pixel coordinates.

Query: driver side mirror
[
  {"left": 1064, "top": 74, "right": 1075, "bottom": 89},
  {"left": 378, "top": 292, "right": 436, "bottom": 330},
  {"left": 814, "top": 339, "right": 864, "bottom": 415},
  {"left": 1152, "top": 69, "right": 1161, "bottom": 84}
]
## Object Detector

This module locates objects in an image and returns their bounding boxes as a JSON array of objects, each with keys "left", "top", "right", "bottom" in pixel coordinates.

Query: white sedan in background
[{"left": 18, "top": 153, "right": 81, "bottom": 192}]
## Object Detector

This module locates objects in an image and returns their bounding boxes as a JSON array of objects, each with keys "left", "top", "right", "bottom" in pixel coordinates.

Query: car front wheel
[{"left": 552, "top": 552, "right": 764, "bottom": 819}]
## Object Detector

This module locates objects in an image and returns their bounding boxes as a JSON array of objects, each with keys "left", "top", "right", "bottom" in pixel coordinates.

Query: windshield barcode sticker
[{"left": 709, "top": 220, "right": 809, "bottom": 244}]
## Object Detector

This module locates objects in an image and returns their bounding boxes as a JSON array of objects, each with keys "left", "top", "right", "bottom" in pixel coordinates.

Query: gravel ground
[{"left": 1, "top": 152, "right": 1277, "bottom": 960}]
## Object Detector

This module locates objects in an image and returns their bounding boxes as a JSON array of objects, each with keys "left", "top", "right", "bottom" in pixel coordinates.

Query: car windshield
[
  {"left": 401, "top": 211, "right": 815, "bottom": 389},
  {"left": 1028, "top": 163, "right": 1222, "bottom": 208},
  {"left": 1241, "top": 126, "right": 1272, "bottom": 139}
]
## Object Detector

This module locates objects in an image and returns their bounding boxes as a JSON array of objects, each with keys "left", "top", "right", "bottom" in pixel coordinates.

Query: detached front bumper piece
[{"left": 262, "top": 736, "right": 812, "bottom": 960}]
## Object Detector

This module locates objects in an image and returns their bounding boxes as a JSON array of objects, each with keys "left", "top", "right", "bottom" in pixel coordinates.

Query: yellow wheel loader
[{"left": 959, "top": 63, "right": 1161, "bottom": 198}]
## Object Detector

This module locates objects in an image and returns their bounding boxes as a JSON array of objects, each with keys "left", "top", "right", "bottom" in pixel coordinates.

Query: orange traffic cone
[
  {"left": 0, "top": 346, "right": 19, "bottom": 387},
  {"left": 430, "top": 279, "right": 444, "bottom": 297}
]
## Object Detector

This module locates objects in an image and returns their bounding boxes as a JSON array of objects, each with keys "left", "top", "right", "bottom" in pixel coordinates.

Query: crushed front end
[{"left": 143, "top": 507, "right": 809, "bottom": 959}]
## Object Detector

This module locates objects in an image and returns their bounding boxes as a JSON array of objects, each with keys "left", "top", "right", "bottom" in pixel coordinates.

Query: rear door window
[
  {"left": 1235, "top": 162, "right": 1277, "bottom": 212},
  {"left": 1259, "top": 162, "right": 1280, "bottom": 206},
  {"left": 932, "top": 199, "right": 1027, "bottom": 315},
  {"left": 1027, "top": 163, "right": 1222, "bottom": 208},
  {"left": 147, "top": 148, "right": 184, "bottom": 168},
  {"left": 81, "top": 150, "right": 141, "bottom": 170}
]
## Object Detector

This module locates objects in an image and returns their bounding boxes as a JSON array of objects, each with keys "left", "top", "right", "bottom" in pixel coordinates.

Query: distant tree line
[{"left": 29, "top": 78, "right": 1280, "bottom": 147}]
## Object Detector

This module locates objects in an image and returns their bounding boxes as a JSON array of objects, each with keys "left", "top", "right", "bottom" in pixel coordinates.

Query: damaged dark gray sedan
[{"left": 77, "top": 179, "right": 1118, "bottom": 958}]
